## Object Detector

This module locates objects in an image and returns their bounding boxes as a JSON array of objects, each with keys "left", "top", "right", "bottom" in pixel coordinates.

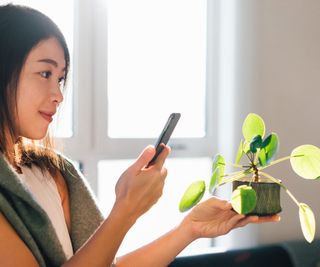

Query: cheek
[
  {"left": 17, "top": 88, "right": 34, "bottom": 114},
  {"left": 15, "top": 89, "right": 50, "bottom": 139},
  {"left": 16, "top": 84, "right": 43, "bottom": 124},
  {"left": 16, "top": 95, "right": 35, "bottom": 132},
  {"left": 17, "top": 79, "right": 45, "bottom": 109}
]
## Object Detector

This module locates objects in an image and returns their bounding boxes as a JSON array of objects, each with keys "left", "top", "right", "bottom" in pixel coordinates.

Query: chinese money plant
[{"left": 179, "top": 113, "right": 320, "bottom": 243}]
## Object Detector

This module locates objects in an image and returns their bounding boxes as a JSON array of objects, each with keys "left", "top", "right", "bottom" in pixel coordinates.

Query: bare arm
[
  {"left": 0, "top": 213, "right": 40, "bottom": 267},
  {"left": 116, "top": 197, "right": 281, "bottom": 267},
  {"left": 62, "top": 145, "right": 170, "bottom": 267},
  {"left": 62, "top": 202, "right": 137, "bottom": 267}
]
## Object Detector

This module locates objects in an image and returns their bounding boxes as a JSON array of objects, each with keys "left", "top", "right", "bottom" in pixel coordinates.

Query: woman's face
[{"left": 16, "top": 37, "right": 66, "bottom": 140}]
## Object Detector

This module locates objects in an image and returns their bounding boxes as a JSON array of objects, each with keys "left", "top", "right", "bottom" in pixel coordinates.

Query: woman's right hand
[{"left": 114, "top": 145, "right": 170, "bottom": 221}]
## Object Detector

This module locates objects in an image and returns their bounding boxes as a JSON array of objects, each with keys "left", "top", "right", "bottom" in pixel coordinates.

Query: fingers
[
  {"left": 227, "top": 213, "right": 246, "bottom": 228},
  {"left": 205, "top": 197, "right": 232, "bottom": 211},
  {"left": 234, "top": 214, "right": 281, "bottom": 228},
  {"left": 151, "top": 144, "right": 171, "bottom": 169},
  {"left": 131, "top": 144, "right": 171, "bottom": 171},
  {"left": 131, "top": 145, "right": 156, "bottom": 171},
  {"left": 233, "top": 216, "right": 259, "bottom": 228},
  {"left": 251, "top": 214, "right": 281, "bottom": 223}
]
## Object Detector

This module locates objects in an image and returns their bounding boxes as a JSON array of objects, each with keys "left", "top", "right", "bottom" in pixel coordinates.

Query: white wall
[{"left": 229, "top": 0, "right": 320, "bottom": 246}]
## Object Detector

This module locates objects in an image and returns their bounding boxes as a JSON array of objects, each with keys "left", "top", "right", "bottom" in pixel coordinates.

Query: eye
[
  {"left": 58, "top": 76, "right": 65, "bottom": 87},
  {"left": 39, "top": 71, "right": 52, "bottom": 79}
]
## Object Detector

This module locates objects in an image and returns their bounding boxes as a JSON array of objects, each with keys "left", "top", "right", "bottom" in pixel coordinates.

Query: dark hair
[{"left": 0, "top": 4, "right": 70, "bottom": 172}]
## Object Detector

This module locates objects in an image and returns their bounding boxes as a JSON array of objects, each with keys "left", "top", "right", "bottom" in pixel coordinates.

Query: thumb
[
  {"left": 206, "top": 197, "right": 232, "bottom": 210},
  {"left": 131, "top": 145, "right": 155, "bottom": 171}
]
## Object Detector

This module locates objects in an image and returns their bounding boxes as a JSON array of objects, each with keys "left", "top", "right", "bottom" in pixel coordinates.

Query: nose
[{"left": 51, "top": 84, "right": 64, "bottom": 105}]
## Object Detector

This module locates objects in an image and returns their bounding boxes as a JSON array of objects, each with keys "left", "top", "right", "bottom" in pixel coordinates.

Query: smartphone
[{"left": 147, "top": 113, "right": 181, "bottom": 167}]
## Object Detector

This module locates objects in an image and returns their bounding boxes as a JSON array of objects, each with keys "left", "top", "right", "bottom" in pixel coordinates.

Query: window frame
[
  {"left": 92, "top": 0, "right": 219, "bottom": 157},
  {"left": 57, "top": 0, "right": 221, "bottom": 194}
]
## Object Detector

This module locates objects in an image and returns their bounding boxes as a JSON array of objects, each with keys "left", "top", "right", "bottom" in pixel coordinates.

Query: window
[
  {"left": 94, "top": 0, "right": 218, "bottom": 255},
  {"left": 107, "top": 0, "right": 207, "bottom": 138},
  {"left": 93, "top": 0, "right": 216, "bottom": 159}
]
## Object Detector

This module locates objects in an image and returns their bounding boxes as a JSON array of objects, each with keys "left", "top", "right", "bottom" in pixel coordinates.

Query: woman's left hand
[{"left": 181, "top": 197, "right": 280, "bottom": 240}]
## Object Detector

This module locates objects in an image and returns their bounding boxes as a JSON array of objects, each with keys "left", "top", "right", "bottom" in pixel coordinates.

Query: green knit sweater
[{"left": 0, "top": 154, "right": 104, "bottom": 267}]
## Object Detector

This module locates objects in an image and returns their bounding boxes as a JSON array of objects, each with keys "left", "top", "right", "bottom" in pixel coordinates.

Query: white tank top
[{"left": 18, "top": 165, "right": 74, "bottom": 259}]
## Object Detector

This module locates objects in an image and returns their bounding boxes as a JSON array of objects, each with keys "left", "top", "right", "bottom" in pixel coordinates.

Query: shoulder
[
  {"left": 57, "top": 154, "right": 95, "bottom": 195},
  {"left": 54, "top": 169, "right": 69, "bottom": 200},
  {"left": 0, "top": 213, "right": 40, "bottom": 267},
  {"left": 54, "top": 154, "right": 104, "bottom": 249},
  {"left": 55, "top": 153, "right": 99, "bottom": 206},
  {"left": 52, "top": 153, "right": 78, "bottom": 200},
  {"left": 56, "top": 153, "right": 82, "bottom": 179}
]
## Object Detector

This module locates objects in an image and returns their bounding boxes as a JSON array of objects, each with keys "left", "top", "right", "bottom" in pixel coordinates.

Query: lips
[{"left": 39, "top": 111, "right": 54, "bottom": 123}]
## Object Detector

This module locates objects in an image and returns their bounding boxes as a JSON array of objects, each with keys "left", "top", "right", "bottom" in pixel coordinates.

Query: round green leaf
[
  {"left": 258, "top": 133, "right": 279, "bottom": 166},
  {"left": 258, "top": 148, "right": 267, "bottom": 166},
  {"left": 261, "top": 134, "right": 272, "bottom": 148},
  {"left": 179, "top": 180, "right": 206, "bottom": 212},
  {"left": 231, "top": 185, "right": 257, "bottom": 214},
  {"left": 209, "top": 168, "right": 220, "bottom": 194},
  {"left": 235, "top": 140, "right": 244, "bottom": 164},
  {"left": 243, "top": 141, "right": 251, "bottom": 153},
  {"left": 209, "top": 155, "right": 225, "bottom": 194},
  {"left": 250, "top": 135, "right": 262, "bottom": 153},
  {"left": 299, "top": 203, "right": 316, "bottom": 243},
  {"left": 242, "top": 113, "right": 265, "bottom": 142},
  {"left": 212, "top": 154, "right": 225, "bottom": 175},
  {"left": 290, "top": 145, "right": 320, "bottom": 179},
  {"left": 265, "top": 133, "right": 279, "bottom": 162}
]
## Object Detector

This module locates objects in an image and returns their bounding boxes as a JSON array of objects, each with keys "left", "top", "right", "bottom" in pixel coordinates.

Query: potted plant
[{"left": 179, "top": 113, "right": 320, "bottom": 243}]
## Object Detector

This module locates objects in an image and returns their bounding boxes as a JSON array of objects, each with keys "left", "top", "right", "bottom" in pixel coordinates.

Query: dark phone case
[{"left": 147, "top": 113, "right": 181, "bottom": 166}]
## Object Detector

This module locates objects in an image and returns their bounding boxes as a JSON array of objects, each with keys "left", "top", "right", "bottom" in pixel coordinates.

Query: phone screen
[{"left": 147, "top": 113, "right": 181, "bottom": 167}]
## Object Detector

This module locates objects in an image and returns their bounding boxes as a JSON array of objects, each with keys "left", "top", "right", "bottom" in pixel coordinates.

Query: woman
[{"left": 0, "top": 4, "right": 280, "bottom": 267}]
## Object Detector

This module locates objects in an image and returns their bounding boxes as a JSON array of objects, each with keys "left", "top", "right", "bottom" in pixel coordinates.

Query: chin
[{"left": 21, "top": 129, "right": 49, "bottom": 141}]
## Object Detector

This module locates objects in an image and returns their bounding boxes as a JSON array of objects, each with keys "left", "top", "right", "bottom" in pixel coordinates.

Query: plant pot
[{"left": 233, "top": 177, "right": 282, "bottom": 216}]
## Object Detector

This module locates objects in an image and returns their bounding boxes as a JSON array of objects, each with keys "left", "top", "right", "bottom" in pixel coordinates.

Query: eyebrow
[{"left": 37, "top": 58, "right": 66, "bottom": 71}]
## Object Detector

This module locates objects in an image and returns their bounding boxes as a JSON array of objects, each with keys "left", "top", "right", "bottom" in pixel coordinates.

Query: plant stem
[
  {"left": 222, "top": 169, "right": 249, "bottom": 178},
  {"left": 285, "top": 190, "right": 301, "bottom": 207},
  {"left": 251, "top": 164, "right": 259, "bottom": 182},
  {"left": 225, "top": 162, "right": 246, "bottom": 169},
  {"left": 258, "top": 155, "right": 303, "bottom": 171},
  {"left": 259, "top": 171, "right": 300, "bottom": 207},
  {"left": 253, "top": 151, "right": 260, "bottom": 165},
  {"left": 245, "top": 152, "right": 253, "bottom": 164},
  {"left": 249, "top": 174, "right": 256, "bottom": 187},
  {"left": 249, "top": 152, "right": 255, "bottom": 163},
  {"left": 220, "top": 169, "right": 252, "bottom": 185},
  {"left": 259, "top": 156, "right": 291, "bottom": 170}
]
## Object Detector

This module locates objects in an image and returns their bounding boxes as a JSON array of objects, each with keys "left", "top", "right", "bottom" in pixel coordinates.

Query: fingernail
[{"left": 275, "top": 216, "right": 281, "bottom": 221}]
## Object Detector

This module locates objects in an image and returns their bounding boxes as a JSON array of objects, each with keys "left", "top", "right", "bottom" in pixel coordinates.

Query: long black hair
[{"left": 0, "top": 4, "right": 70, "bottom": 172}]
